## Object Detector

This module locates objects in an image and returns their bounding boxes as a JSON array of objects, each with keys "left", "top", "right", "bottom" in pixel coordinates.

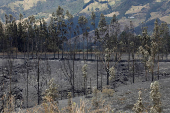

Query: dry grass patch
[
  {"left": 160, "top": 14, "right": 170, "bottom": 24},
  {"left": 102, "top": 86, "right": 115, "bottom": 98},
  {"left": 125, "top": 4, "right": 149, "bottom": 14},
  {"left": 84, "top": 0, "right": 91, "bottom": 4},
  {"left": 118, "top": 17, "right": 145, "bottom": 28},
  {"left": 80, "top": 1, "right": 108, "bottom": 13},
  {"left": 105, "top": 11, "right": 119, "bottom": 17},
  {"left": 148, "top": 12, "right": 162, "bottom": 21}
]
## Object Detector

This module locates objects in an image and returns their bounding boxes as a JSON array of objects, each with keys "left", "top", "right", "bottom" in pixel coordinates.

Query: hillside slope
[
  {"left": 0, "top": 0, "right": 84, "bottom": 21},
  {"left": 81, "top": 0, "right": 170, "bottom": 33},
  {"left": 0, "top": 0, "right": 170, "bottom": 33},
  {"left": 14, "top": 72, "right": 170, "bottom": 113}
]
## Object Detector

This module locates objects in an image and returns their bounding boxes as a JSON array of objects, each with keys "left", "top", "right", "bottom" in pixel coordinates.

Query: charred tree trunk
[
  {"left": 32, "top": 40, "right": 34, "bottom": 59},
  {"left": 145, "top": 62, "right": 147, "bottom": 81},
  {"left": 37, "top": 57, "right": 40, "bottom": 105},
  {"left": 97, "top": 56, "right": 98, "bottom": 89},
  {"left": 106, "top": 68, "right": 109, "bottom": 85},
  {"left": 62, "top": 43, "right": 64, "bottom": 59},
  {"left": 87, "top": 38, "right": 88, "bottom": 60},
  {"left": 158, "top": 54, "right": 159, "bottom": 80},
  {"left": 26, "top": 59, "right": 29, "bottom": 108},
  {"left": 72, "top": 56, "right": 75, "bottom": 97},
  {"left": 132, "top": 52, "right": 135, "bottom": 83}
]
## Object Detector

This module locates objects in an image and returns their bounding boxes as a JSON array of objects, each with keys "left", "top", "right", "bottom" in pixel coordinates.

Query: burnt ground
[
  {"left": 17, "top": 67, "right": 170, "bottom": 113},
  {"left": 0, "top": 54, "right": 170, "bottom": 112}
]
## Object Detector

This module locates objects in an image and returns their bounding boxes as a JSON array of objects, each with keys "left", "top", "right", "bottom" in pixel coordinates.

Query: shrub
[
  {"left": 43, "top": 78, "right": 58, "bottom": 103},
  {"left": 42, "top": 78, "right": 59, "bottom": 113},
  {"left": 102, "top": 86, "right": 114, "bottom": 98},
  {"left": 150, "top": 81, "right": 162, "bottom": 113},
  {"left": 133, "top": 81, "right": 163, "bottom": 113},
  {"left": 109, "top": 66, "right": 115, "bottom": 81},
  {"left": 132, "top": 90, "right": 144, "bottom": 113},
  {"left": 2, "top": 93, "right": 15, "bottom": 113},
  {"left": 67, "top": 92, "right": 72, "bottom": 113},
  {"left": 91, "top": 88, "right": 103, "bottom": 109}
]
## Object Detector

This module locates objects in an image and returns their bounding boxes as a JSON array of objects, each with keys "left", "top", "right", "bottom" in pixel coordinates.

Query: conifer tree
[
  {"left": 111, "top": 15, "right": 120, "bottom": 61},
  {"left": 78, "top": 16, "right": 88, "bottom": 60},
  {"left": 12, "top": 18, "right": 18, "bottom": 58},
  {"left": 161, "top": 22, "right": 169, "bottom": 60},
  {"left": 48, "top": 14, "right": 59, "bottom": 59},
  {"left": 39, "top": 19, "right": 43, "bottom": 54},
  {"left": 159, "top": 22, "right": 170, "bottom": 61},
  {"left": 22, "top": 18, "right": 31, "bottom": 58},
  {"left": 146, "top": 41, "right": 158, "bottom": 81},
  {"left": 28, "top": 15, "right": 35, "bottom": 58},
  {"left": 60, "top": 21, "right": 67, "bottom": 59},
  {"left": 91, "top": 11, "right": 96, "bottom": 59},
  {"left": 22, "top": 19, "right": 30, "bottom": 58},
  {"left": 150, "top": 81, "right": 162, "bottom": 113},
  {"left": 98, "top": 13, "right": 107, "bottom": 56},
  {"left": 153, "top": 19, "right": 160, "bottom": 80},
  {"left": 110, "top": 14, "right": 116, "bottom": 24},
  {"left": 34, "top": 24, "right": 40, "bottom": 58},
  {"left": 5, "top": 14, "right": 12, "bottom": 56},
  {"left": 17, "top": 13, "right": 24, "bottom": 53},
  {"left": 132, "top": 91, "right": 144, "bottom": 113},
  {"left": 91, "top": 11, "right": 96, "bottom": 30},
  {"left": 98, "top": 13, "right": 106, "bottom": 29},
  {"left": 56, "top": 6, "right": 66, "bottom": 59},
  {"left": 38, "top": 18, "right": 48, "bottom": 56},
  {"left": 138, "top": 26, "right": 150, "bottom": 81},
  {"left": 75, "top": 25, "right": 80, "bottom": 59},
  {"left": 159, "top": 22, "right": 165, "bottom": 60},
  {"left": 86, "top": 26, "right": 90, "bottom": 60},
  {"left": 49, "top": 15, "right": 54, "bottom": 58},
  {"left": 66, "top": 10, "right": 74, "bottom": 59},
  {"left": 121, "top": 25, "right": 130, "bottom": 55},
  {"left": 0, "top": 21, "right": 4, "bottom": 57},
  {"left": 42, "top": 18, "right": 49, "bottom": 59}
]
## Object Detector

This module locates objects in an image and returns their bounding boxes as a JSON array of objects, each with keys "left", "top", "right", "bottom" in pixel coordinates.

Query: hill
[
  {"left": 0, "top": 0, "right": 84, "bottom": 22},
  {"left": 0, "top": 0, "right": 170, "bottom": 33}
]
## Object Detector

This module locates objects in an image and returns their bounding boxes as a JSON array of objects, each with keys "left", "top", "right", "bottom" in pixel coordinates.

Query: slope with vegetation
[{"left": 0, "top": 0, "right": 170, "bottom": 33}]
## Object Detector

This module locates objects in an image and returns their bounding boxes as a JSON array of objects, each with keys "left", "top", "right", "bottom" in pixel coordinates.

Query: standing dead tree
[
  {"left": 60, "top": 59, "right": 75, "bottom": 98},
  {"left": 82, "top": 64, "right": 87, "bottom": 96},
  {"left": 21, "top": 57, "right": 51, "bottom": 107}
]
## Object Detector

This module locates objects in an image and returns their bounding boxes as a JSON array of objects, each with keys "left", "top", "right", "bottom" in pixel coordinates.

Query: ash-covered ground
[{"left": 0, "top": 54, "right": 170, "bottom": 112}]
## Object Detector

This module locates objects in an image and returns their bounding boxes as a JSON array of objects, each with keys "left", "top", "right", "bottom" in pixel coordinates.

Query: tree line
[{"left": 0, "top": 6, "right": 169, "bottom": 60}]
